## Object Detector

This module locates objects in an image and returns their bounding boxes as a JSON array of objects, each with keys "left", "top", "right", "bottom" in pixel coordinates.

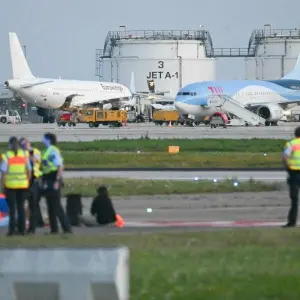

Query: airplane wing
[
  {"left": 63, "top": 94, "right": 124, "bottom": 109},
  {"left": 139, "top": 94, "right": 175, "bottom": 101}
]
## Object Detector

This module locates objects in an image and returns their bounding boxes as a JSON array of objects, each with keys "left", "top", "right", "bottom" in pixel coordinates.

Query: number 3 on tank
[{"left": 158, "top": 61, "right": 164, "bottom": 68}]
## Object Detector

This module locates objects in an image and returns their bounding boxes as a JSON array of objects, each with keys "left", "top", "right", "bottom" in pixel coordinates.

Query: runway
[
  {"left": 64, "top": 170, "right": 287, "bottom": 181},
  {"left": 0, "top": 122, "right": 297, "bottom": 142}
]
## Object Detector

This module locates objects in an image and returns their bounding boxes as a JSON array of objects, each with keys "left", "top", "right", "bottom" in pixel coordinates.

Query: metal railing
[
  {"left": 209, "top": 48, "right": 253, "bottom": 57},
  {"left": 102, "top": 29, "right": 214, "bottom": 58},
  {"left": 248, "top": 28, "right": 300, "bottom": 56}
]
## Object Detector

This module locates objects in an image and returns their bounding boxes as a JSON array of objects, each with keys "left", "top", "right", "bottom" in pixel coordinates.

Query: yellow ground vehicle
[
  {"left": 152, "top": 110, "right": 179, "bottom": 125},
  {"left": 77, "top": 108, "right": 127, "bottom": 128}
]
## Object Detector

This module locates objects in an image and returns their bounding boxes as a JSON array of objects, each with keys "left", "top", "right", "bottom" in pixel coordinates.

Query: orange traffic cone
[{"left": 115, "top": 214, "right": 124, "bottom": 228}]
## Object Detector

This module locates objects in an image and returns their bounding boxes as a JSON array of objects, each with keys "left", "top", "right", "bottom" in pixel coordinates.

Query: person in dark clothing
[
  {"left": 82, "top": 185, "right": 117, "bottom": 227},
  {"left": 40, "top": 132, "right": 72, "bottom": 234},
  {"left": 19, "top": 137, "right": 44, "bottom": 233},
  {"left": 282, "top": 126, "right": 300, "bottom": 227}
]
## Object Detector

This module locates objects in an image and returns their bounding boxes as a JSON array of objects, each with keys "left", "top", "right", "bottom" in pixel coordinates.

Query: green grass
[
  {"left": 2, "top": 229, "right": 300, "bottom": 299},
  {"left": 0, "top": 138, "right": 288, "bottom": 153},
  {"left": 63, "top": 151, "right": 281, "bottom": 168},
  {"left": 62, "top": 178, "right": 279, "bottom": 197},
  {"left": 0, "top": 139, "right": 287, "bottom": 168}
]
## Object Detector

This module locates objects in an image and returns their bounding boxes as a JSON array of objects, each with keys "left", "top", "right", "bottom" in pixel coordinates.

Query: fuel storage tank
[
  {"left": 245, "top": 25, "right": 300, "bottom": 80},
  {"left": 96, "top": 29, "right": 217, "bottom": 97}
]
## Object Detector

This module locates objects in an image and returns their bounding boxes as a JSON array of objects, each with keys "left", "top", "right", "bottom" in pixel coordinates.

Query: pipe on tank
[{"left": 177, "top": 56, "right": 182, "bottom": 88}]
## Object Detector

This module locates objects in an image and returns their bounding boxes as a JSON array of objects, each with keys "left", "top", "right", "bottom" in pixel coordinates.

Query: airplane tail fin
[
  {"left": 8, "top": 32, "right": 35, "bottom": 79},
  {"left": 282, "top": 53, "right": 300, "bottom": 80}
]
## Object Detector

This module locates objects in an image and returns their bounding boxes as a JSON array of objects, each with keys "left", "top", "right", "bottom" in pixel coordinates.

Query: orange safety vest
[{"left": 2, "top": 150, "right": 29, "bottom": 189}]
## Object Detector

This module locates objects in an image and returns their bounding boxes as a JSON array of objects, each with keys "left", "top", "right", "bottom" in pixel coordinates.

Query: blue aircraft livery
[{"left": 174, "top": 53, "right": 300, "bottom": 125}]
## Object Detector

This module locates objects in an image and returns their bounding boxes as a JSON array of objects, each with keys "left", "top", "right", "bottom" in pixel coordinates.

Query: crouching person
[{"left": 82, "top": 185, "right": 124, "bottom": 227}]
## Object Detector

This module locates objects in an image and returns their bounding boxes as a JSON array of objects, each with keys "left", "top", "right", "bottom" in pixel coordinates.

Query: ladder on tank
[{"left": 207, "top": 95, "right": 266, "bottom": 126}]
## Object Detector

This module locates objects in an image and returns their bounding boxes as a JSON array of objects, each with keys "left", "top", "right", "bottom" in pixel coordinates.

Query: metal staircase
[{"left": 207, "top": 95, "right": 266, "bottom": 126}]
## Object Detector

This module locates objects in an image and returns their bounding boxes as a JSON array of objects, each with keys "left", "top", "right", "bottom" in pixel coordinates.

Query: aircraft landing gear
[{"left": 265, "top": 121, "right": 278, "bottom": 126}]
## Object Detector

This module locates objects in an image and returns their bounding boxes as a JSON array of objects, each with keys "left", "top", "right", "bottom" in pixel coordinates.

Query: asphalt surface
[
  {"left": 0, "top": 122, "right": 297, "bottom": 141},
  {"left": 40, "top": 190, "right": 290, "bottom": 234},
  {"left": 64, "top": 170, "right": 287, "bottom": 181},
  {"left": 0, "top": 190, "right": 289, "bottom": 236}
]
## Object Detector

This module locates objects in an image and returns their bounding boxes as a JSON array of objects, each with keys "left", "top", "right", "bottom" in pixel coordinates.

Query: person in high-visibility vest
[
  {"left": 19, "top": 137, "right": 44, "bottom": 233},
  {"left": 41, "top": 132, "right": 72, "bottom": 234},
  {"left": 0, "top": 136, "right": 31, "bottom": 236},
  {"left": 282, "top": 126, "right": 300, "bottom": 227}
]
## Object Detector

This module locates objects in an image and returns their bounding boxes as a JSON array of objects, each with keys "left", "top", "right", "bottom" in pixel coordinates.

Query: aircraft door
[{"left": 206, "top": 95, "right": 222, "bottom": 107}]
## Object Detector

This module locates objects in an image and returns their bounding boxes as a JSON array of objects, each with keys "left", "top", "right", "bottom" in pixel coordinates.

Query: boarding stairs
[{"left": 207, "top": 95, "right": 266, "bottom": 126}]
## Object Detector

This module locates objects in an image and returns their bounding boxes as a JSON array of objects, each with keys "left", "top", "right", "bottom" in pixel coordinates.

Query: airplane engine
[{"left": 257, "top": 103, "right": 284, "bottom": 126}]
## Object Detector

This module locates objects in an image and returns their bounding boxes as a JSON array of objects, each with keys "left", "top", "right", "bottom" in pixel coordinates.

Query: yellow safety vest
[
  {"left": 285, "top": 138, "right": 300, "bottom": 170},
  {"left": 41, "top": 145, "right": 62, "bottom": 175},
  {"left": 2, "top": 149, "right": 29, "bottom": 189},
  {"left": 25, "top": 148, "right": 42, "bottom": 178}
]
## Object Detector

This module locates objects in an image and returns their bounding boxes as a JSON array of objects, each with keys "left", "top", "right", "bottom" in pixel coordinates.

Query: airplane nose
[{"left": 174, "top": 101, "right": 188, "bottom": 114}]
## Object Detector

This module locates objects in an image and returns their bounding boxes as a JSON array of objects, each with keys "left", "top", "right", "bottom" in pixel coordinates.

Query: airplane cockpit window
[
  {"left": 267, "top": 79, "right": 300, "bottom": 90},
  {"left": 177, "top": 92, "right": 182, "bottom": 96},
  {"left": 182, "top": 92, "right": 190, "bottom": 95}
]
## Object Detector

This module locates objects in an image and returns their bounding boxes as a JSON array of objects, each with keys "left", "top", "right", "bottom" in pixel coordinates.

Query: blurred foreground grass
[
  {"left": 62, "top": 178, "right": 280, "bottom": 196},
  {"left": 1, "top": 229, "right": 300, "bottom": 299}
]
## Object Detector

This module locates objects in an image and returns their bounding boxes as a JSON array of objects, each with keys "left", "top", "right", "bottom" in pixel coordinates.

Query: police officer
[
  {"left": 41, "top": 132, "right": 72, "bottom": 234},
  {"left": 0, "top": 136, "right": 31, "bottom": 236},
  {"left": 19, "top": 137, "right": 44, "bottom": 233},
  {"left": 282, "top": 126, "right": 300, "bottom": 227}
]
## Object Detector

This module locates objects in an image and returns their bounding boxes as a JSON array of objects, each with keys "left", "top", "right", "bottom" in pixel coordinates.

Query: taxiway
[
  {"left": 38, "top": 190, "right": 289, "bottom": 233},
  {"left": 64, "top": 170, "right": 287, "bottom": 181},
  {"left": 0, "top": 122, "right": 297, "bottom": 142}
]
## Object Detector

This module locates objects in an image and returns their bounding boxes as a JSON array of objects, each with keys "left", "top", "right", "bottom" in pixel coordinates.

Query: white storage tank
[
  {"left": 245, "top": 25, "right": 300, "bottom": 80},
  {"left": 96, "top": 29, "right": 217, "bottom": 97}
]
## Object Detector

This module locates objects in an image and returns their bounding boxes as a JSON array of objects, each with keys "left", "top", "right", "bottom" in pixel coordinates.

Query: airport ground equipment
[
  {"left": 152, "top": 110, "right": 180, "bottom": 125},
  {"left": 209, "top": 112, "right": 251, "bottom": 128},
  {"left": 209, "top": 112, "right": 228, "bottom": 128},
  {"left": 57, "top": 112, "right": 77, "bottom": 127},
  {"left": 0, "top": 110, "right": 21, "bottom": 124},
  {"left": 77, "top": 108, "right": 127, "bottom": 128},
  {"left": 207, "top": 95, "right": 266, "bottom": 126}
]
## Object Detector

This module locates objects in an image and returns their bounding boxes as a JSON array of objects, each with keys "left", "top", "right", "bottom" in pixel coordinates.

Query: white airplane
[
  {"left": 4, "top": 32, "right": 137, "bottom": 121},
  {"left": 4, "top": 32, "right": 177, "bottom": 122}
]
